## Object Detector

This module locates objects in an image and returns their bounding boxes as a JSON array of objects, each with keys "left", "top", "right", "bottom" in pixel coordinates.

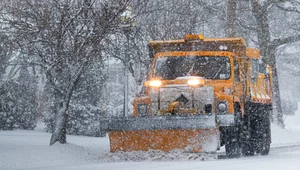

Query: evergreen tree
[
  {"left": 13, "top": 65, "right": 38, "bottom": 129},
  {"left": 0, "top": 82, "right": 15, "bottom": 130},
  {"left": 0, "top": 65, "right": 38, "bottom": 130}
]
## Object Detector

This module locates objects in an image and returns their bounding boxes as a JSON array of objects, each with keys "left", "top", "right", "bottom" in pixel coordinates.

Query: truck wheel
[
  {"left": 242, "top": 142, "right": 254, "bottom": 156},
  {"left": 226, "top": 140, "right": 241, "bottom": 158},
  {"left": 260, "top": 139, "right": 270, "bottom": 155},
  {"left": 241, "top": 130, "right": 255, "bottom": 156},
  {"left": 250, "top": 104, "right": 271, "bottom": 155},
  {"left": 260, "top": 107, "right": 271, "bottom": 155},
  {"left": 241, "top": 109, "right": 254, "bottom": 156},
  {"left": 250, "top": 111, "right": 261, "bottom": 154},
  {"left": 225, "top": 126, "right": 241, "bottom": 158},
  {"left": 255, "top": 128, "right": 270, "bottom": 155}
]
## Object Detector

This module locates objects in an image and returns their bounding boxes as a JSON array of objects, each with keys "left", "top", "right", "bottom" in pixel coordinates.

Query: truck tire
[
  {"left": 260, "top": 138, "right": 270, "bottom": 155},
  {"left": 250, "top": 104, "right": 271, "bottom": 155},
  {"left": 242, "top": 141, "right": 255, "bottom": 156},
  {"left": 225, "top": 126, "right": 241, "bottom": 158},
  {"left": 241, "top": 114, "right": 254, "bottom": 156},
  {"left": 225, "top": 103, "right": 243, "bottom": 158},
  {"left": 259, "top": 106, "right": 271, "bottom": 155},
  {"left": 226, "top": 140, "right": 241, "bottom": 158}
]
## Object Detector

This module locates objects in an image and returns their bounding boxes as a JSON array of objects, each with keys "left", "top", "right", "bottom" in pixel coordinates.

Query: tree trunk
[
  {"left": 265, "top": 47, "right": 285, "bottom": 128},
  {"left": 226, "top": 0, "right": 237, "bottom": 37},
  {"left": 49, "top": 99, "right": 69, "bottom": 145},
  {"left": 49, "top": 62, "right": 87, "bottom": 145},
  {"left": 271, "top": 62, "right": 285, "bottom": 128},
  {"left": 250, "top": 0, "right": 284, "bottom": 128}
]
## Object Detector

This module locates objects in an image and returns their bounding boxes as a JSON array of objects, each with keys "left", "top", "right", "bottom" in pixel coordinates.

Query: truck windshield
[{"left": 154, "top": 56, "right": 230, "bottom": 80}]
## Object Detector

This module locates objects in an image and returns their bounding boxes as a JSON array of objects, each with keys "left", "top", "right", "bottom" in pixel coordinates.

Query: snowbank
[
  {"left": 271, "top": 102, "right": 300, "bottom": 147},
  {"left": 0, "top": 130, "right": 109, "bottom": 170},
  {"left": 284, "top": 102, "right": 300, "bottom": 132}
]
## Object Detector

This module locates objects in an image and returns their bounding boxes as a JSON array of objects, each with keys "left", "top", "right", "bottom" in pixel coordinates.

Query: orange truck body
[{"left": 107, "top": 34, "right": 272, "bottom": 156}]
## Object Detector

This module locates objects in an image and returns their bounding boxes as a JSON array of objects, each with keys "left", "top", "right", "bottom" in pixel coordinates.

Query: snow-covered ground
[{"left": 1, "top": 106, "right": 300, "bottom": 170}]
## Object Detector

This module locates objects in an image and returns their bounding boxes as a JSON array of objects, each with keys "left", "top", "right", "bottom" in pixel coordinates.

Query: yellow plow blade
[
  {"left": 109, "top": 129, "right": 219, "bottom": 152},
  {"left": 105, "top": 115, "right": 220, "bottom": 153}
]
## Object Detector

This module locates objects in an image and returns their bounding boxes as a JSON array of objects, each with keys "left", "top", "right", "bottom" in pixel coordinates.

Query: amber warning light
[{"left": 184, "top": 34, "right": 204, "bottom": 41}]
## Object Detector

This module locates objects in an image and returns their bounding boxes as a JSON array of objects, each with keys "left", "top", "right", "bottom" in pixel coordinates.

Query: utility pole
[
  {"left": 123, "top": 28, "right": 130, "bottom": 117},
  {"left": 226, "top": 0, "right": 237, "bottom": 37},
  {"left": 121, "top": 6, "right": 134, "bottom": 118}
]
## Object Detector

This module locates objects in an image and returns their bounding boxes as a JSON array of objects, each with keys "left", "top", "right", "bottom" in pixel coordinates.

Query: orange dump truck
[{"left": 104, "top": 34, "right": 272, "bottom": 157}]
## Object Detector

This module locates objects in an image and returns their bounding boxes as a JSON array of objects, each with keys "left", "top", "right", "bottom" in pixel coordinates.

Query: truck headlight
[
  {"left": 187, "top": 77, "right": 205, "bottom": 86},
  {"left": 137, "top": 104, "right": 148, "bottom": 116},
  {"left": 145, "top": 80, "right": 162, "bottom": 87},
  {"left": 217, "top": 101, "right": 228, "bottom": 114}
]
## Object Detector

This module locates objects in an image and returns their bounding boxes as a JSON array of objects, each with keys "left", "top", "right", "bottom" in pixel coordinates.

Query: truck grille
[
  {"left": 149, "top": 86, "right": 214, "bottom": 115},
  {"left": 175, "top": 94, "right": 189, "bottom": 104}
]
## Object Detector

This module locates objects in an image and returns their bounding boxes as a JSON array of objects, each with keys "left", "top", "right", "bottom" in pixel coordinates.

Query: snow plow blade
[{"left": 104, "top": 115, "right": 220, "bottom": 153}]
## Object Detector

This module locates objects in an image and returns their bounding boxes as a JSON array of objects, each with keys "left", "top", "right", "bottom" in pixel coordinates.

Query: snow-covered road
[
  {"left": 1, "top": 114, "right": 300, "bottom": 170},
  {"left": 42, "top": 146, "right": 300, "bottom": 170}
]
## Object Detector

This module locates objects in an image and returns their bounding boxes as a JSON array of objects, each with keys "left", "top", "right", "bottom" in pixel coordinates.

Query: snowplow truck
[{"left": 106, "top": 34, "right": 272, "bottom": 157}]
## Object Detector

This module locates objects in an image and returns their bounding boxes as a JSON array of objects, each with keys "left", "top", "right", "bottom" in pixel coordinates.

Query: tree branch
[
  {"left": 269, "top": 33, "right": 300, "bottom": 48},
  {"left": 236, "top": 19, "right": 258, "bottom": 31},
  {"left": 274, "top": 3, "right": 300, "bottom": 14},
  {"left": 264, "top": 0, "right": 290, "bottom": 9}
]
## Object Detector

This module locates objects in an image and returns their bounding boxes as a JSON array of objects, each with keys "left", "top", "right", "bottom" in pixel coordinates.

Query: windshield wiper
[
  {"left": 213, "top": 66, "right": 223, "bottom": 79},
  {"left": 186, "top": 63, "right": 195, "bottom": 76}
]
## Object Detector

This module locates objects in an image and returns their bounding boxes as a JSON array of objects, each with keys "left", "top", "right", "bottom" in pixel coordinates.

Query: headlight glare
[
  {"left": 187, "top": 78, "right": 205, "bottom": 86},
  {"left": 145, "top": 80, "right": 162, "bottom": 87},
  {"left": 149, "top": 80, "right": 162, "bottom": 87}
]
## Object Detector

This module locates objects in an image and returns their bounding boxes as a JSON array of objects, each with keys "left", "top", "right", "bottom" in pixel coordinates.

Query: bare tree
[
  {"left": 231, "top": 0, "right": 300, "bottom": 127},
  {"left": 0, "top": 0, "right": 132, "bottom": 145},
  {"left": 247, "top": 0, "right": 300, "bottom": 127},
  {"left": 227, "top": 0, "right": 237, "bottom": 37}
]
